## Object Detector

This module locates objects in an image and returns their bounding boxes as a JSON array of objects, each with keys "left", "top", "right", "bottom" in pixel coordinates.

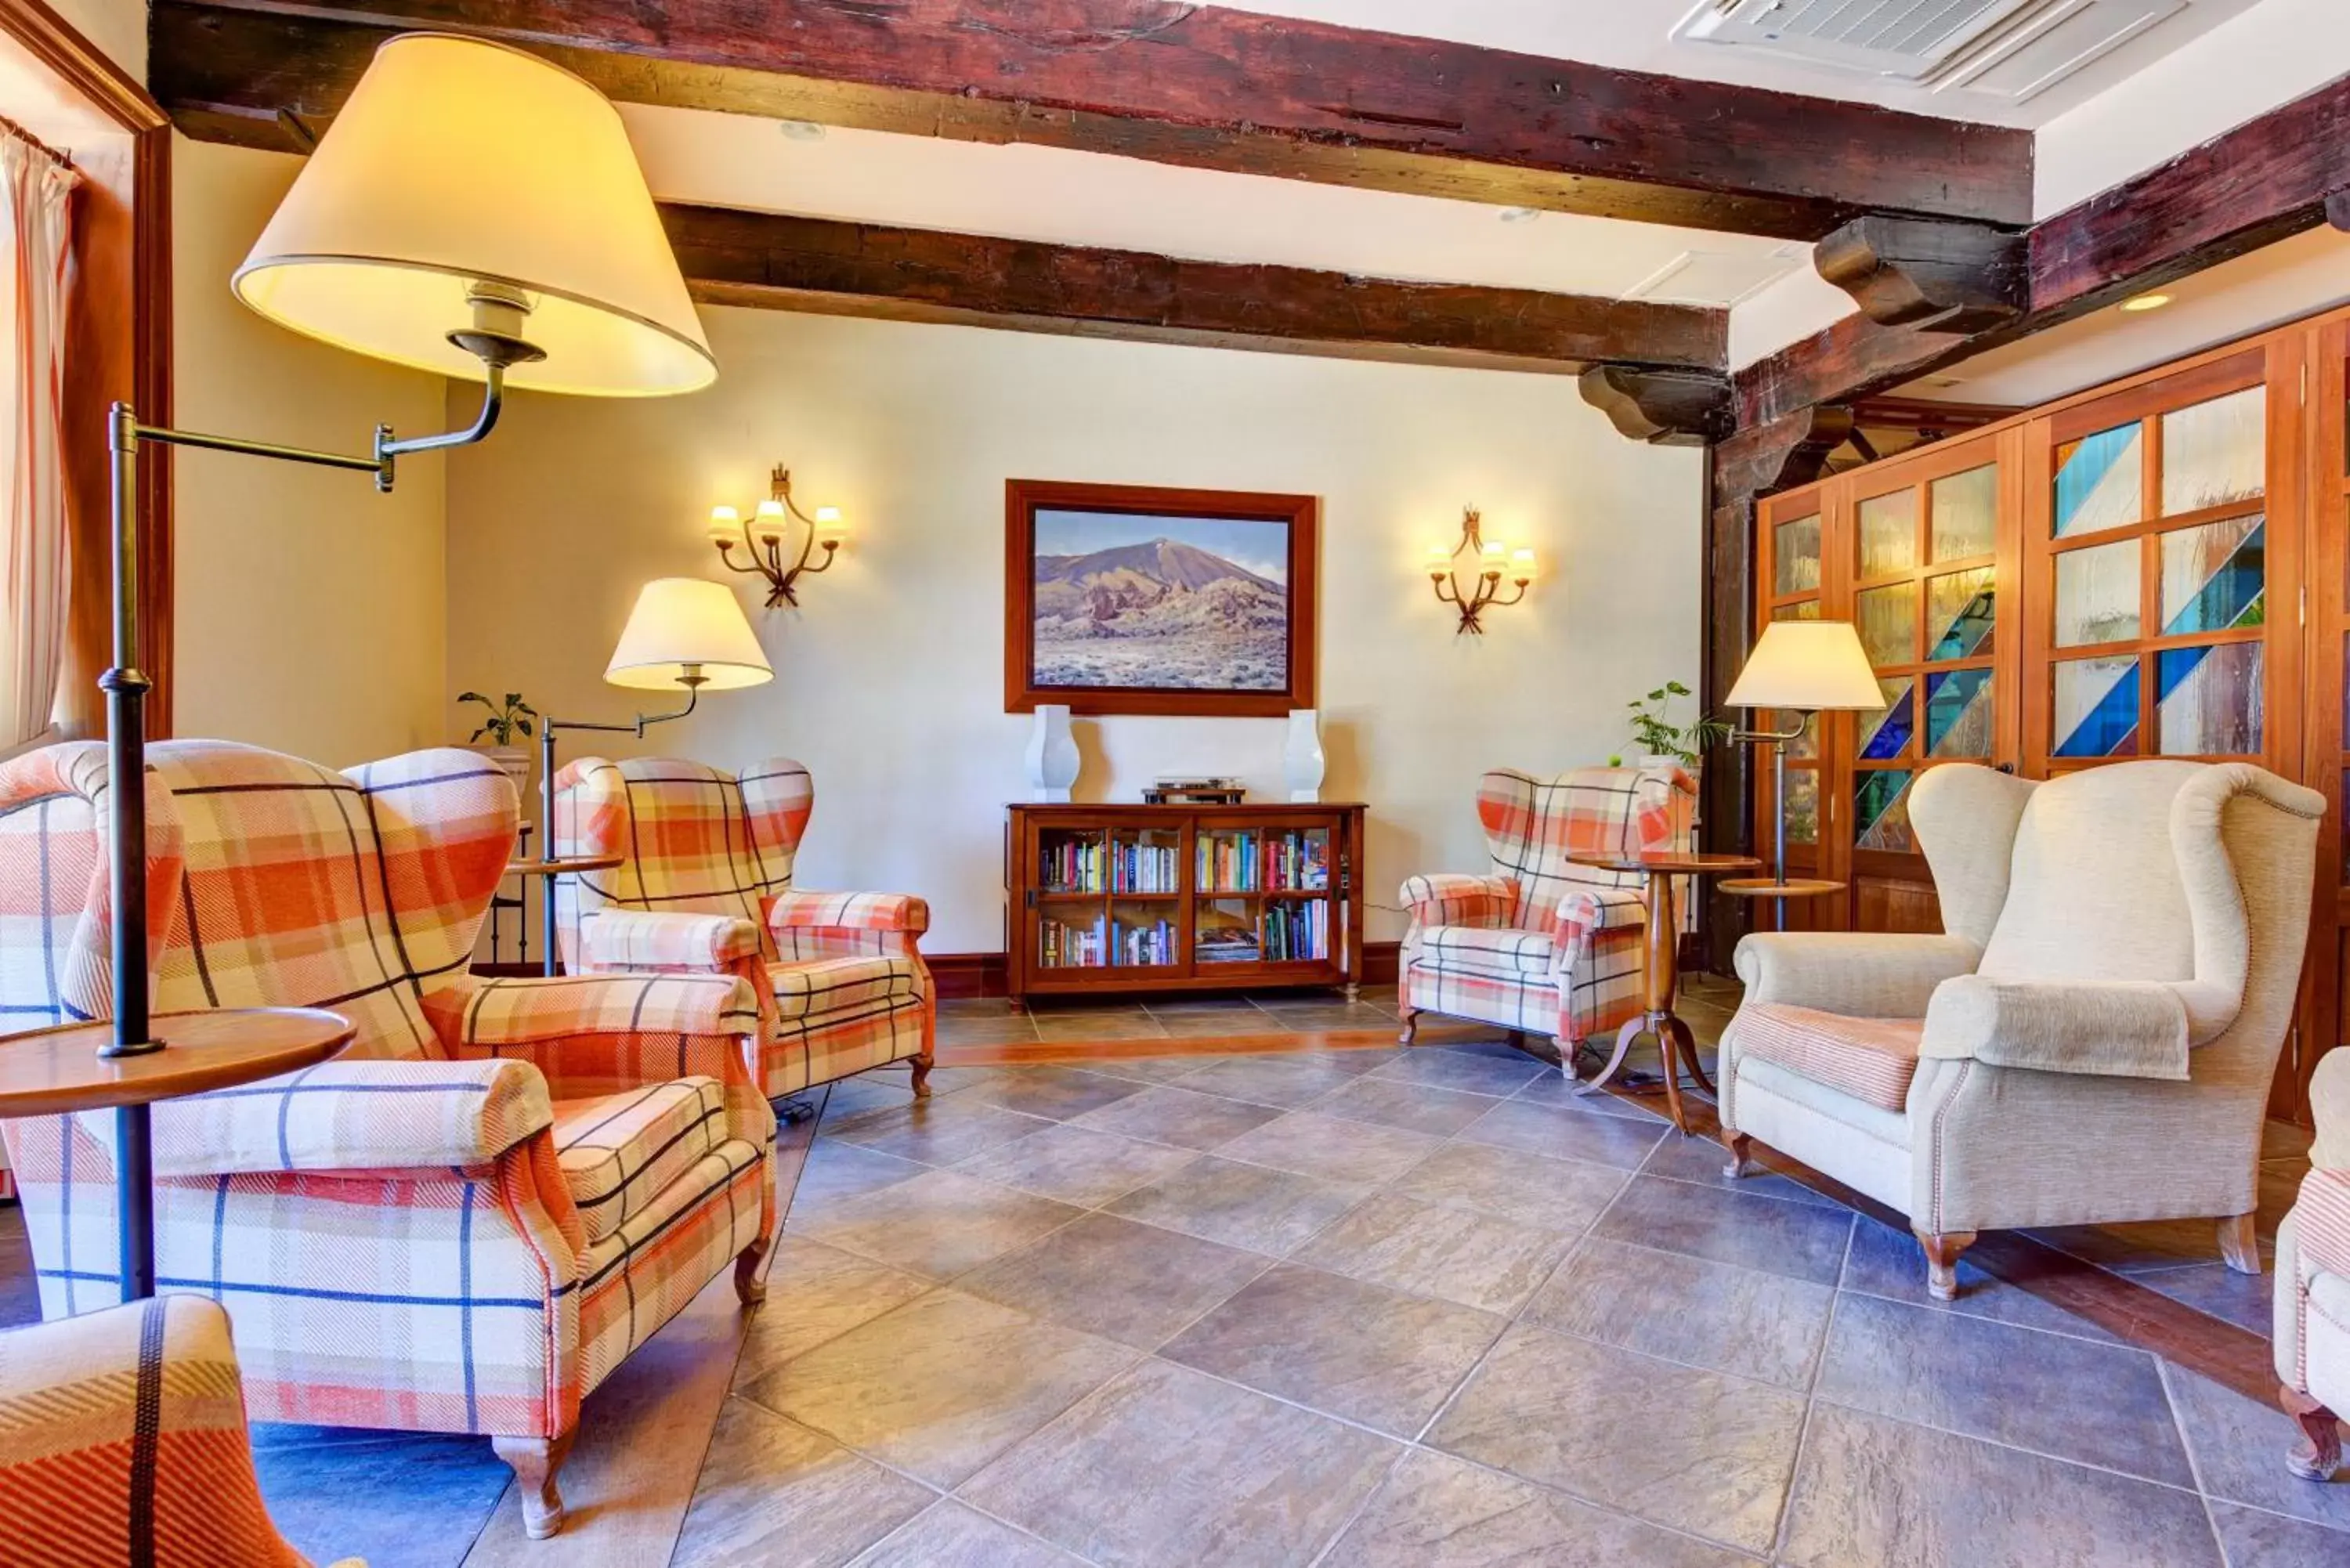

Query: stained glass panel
[
  {"left": 1925, "top": 668, "right": 1994, "bottom": 757},
  {"left": 2160, "top": 386, "right": 2264, "bottom": 516},
  {"left": 2159, "top": 515, "right": 2265, "bottom": 634},
  {"left": 1784, "top": 711, "right": 1818, "bottom": 761},
  {"left": 1855, "top": 770, "right": 1914, "bottom": 852},
  {"left": 2156, "top": 642, "right": 2263, "bottom": 756},
  {"left": 1929, "top": 464, "right": 1997, "bottom": 562},
  {"left": 1856, "top": 581, "right": 1918, "bottom": 667},
  {"left": 2054, "top": 656, "right": 2139, "bottom": 757},
  {"left": 1858, "top": 677, "right": 1914, "bottom": 761},
  {"left": 1925, "top": 567, "right": 1995, "bottom": 661},
  {"left": 2054, "top": 540, "right": 2140, "bottom": 647},
  {"left": 1784, "top": 769, "right": 1818, "bottom": 846},
  {"left": 1773, "top": 514, "right": 1821, "bottom": 596},
  {"left": 1773, "top": 599, "right": 1821, "bottom": 622},
  {"left": 2054, "top": 422, "right": 2142, "bottom": 537},
  {"left": 1859, "top": 490, "right": 1920, "bottom": 578}
]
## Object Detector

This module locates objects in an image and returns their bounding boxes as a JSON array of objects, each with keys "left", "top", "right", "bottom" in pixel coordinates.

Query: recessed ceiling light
[
  {"left": 778, "top": 120, "right": 827, "bottom": 142},
  {"left": 2120, "top": 292, "right": 2172, "bottom": 313},
  {"left": 1498, "top": 207, "right": 1541, "bottom": 223}
]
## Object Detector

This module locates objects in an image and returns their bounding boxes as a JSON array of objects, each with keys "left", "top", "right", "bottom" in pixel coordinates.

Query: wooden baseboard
[{"left": 929, "top": 941, "right": 1400, "bottom": 1000}]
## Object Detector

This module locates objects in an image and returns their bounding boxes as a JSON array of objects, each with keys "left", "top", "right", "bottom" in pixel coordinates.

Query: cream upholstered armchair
[
  {"left": 2277, "top": 1048, "right": 2350, "bottom": 1483},
  {"left": 0, "top": 741, "right": 775, "bottom": 1539},
  {"left": 1720, "top": 760, "right": 2320, "bottom": 1302},
  {"left": 1398, "top": 764, "right": 1694, "bottom": 1062},
  {"left": 551, "top": 756, "right": 935, "bottom": 1100}
]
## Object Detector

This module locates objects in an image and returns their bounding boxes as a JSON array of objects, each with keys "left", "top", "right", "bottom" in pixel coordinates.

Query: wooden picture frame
[{"left": 1004, "top": 479, "right": 1318, "bottom": 717}]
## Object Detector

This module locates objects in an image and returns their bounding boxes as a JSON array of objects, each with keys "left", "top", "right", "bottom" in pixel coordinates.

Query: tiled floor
[{"left": 2, "top": 984, "right": 2343, "bottom": 1566}]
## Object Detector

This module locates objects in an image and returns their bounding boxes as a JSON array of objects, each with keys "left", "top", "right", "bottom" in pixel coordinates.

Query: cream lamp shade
[
  {"left": 233, "top": 33, "right": 716, "bottom": 397},
  {"left": 1725, "top": 621, "right": 1884, "bottom": 710},
  {"left": 604, "top": 579, "right": 773, "bottom": 692}
]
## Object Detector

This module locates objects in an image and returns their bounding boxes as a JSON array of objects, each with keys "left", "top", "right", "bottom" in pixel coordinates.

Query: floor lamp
[
  {"left": 96, "top": 34, "right": 717, "bottom": 1299},
  {"left": 537, "top": 579, "right": 775, "bottom": 975},
  {"left": 1723, "top": 620, "right": 1884, "bottom": 930}
]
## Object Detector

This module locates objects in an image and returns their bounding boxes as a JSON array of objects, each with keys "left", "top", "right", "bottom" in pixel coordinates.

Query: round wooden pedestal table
[
  {"left": 0, "top": 1008, "right": 358, "bottom": 1298},
  {"left": 505, "top": 855, "right": 624, "bottom": 976},
  {"left": 1565, "top": 851, "right": 1762, "bottom": 1136},
  {"left": 1718, "top": 876, "right": 1848, "bottom": 934}
]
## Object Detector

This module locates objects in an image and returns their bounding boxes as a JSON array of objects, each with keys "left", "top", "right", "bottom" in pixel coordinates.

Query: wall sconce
[
  {"left": 1427, "top": 506, "right": 1535, "bottom": 634},
  {"left": 708, "top": 463, "right": 850, "bottom": 607}
]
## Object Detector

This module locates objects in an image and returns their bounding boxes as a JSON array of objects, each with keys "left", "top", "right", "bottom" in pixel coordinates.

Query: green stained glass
[
  {"left": 1925, "top": 668, "right": 1993, "bottom": 758},
  {"left": 1855, "top": 770, "right": 1914, "bottom": 852}
]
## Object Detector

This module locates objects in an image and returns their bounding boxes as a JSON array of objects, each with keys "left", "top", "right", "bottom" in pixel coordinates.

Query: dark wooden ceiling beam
[
  {"left": 150, "top": 0, "right": 2032, "bottom": 241},
  {"left": 663, "top": 204, "right": 1726, "bottom": 374}
]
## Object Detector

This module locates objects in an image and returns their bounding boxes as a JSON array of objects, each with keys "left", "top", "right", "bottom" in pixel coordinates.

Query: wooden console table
[{"left": 1006, "top": 803, "right": 1366, "bottom": 1009}]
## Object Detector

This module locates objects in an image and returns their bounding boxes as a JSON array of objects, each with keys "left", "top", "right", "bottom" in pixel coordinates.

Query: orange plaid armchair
[
  {"left": 1398, "top": 764, "right": 1695, "bottom": 1060},
  {"left": 551, "top": 757, "right": 935, "bottom": 1099},
  {"left": 0, "top": 740, "right": 776, "bottom": 1539}
]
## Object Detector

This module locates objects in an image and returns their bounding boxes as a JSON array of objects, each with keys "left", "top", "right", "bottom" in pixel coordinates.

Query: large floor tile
[
  {"left": 1297, "top": 1191, "right": 1575, "bottom": 1314},
  {"left": 2163, "top": 1362, "right": 2350, "bottom": 1532},
  {"left": 1160, "top": 1262, "right": 1506, "bottom": 1437},
  {"left": 787, "top": 1139, "right": 932, "bottom": 1218},
  {"left": 1071, "top": 1084, "right": 1288, "bottom": 1149},
  {"left": 1074, "top": 1053, "right": 1243, "bottom": 1083},
  {"left": 1375, "top": 1044, "right": 1550, "bottom": 1097},
  {"left": 1836, "top": 1216, "right": 2123, "bottom": 1345},
  {"left": 1322, "top": 1447, "right": 1755, "bottom": 1568},
  {"left": 1429, "top": 1325, "right": 1806, "bottom": 1555},
  {"left": 1814, "top": 1292, "right": 2193, "bottom": 1487},
  {"left": 1778, "top": 1403, "right": 2223, "bottom": 1568},
  {"left": 1637, "top": 1123, "right": 1840, "bottom": 1206},
  {"left": 1032, "top": 1010, "right": 1171, "bottom": 1043},
  {"left": 1456, "top": 1098, "right": 1668, "bottom": 1172},
  {"left": 1525, "top": 1237, "right": 1833, "bottom": 1389},
  {"left": 741, "top": 1288, "right": 1135, "bottom": 1488},
  {"left": 936, "top": 1016, "right": 1045, "bottom": 1046},
  {"left": 1592, "top": 1175, "right": 1853, "bottom": 1286},
  {"left": 1106, "top": 1154, "right": 1372, "bottom": 1255},
  {"left": 254, "top": 1429, "right": 512, "bottom": 1568},
  {"left": 822, "top": 1099, "right": 1056, "bottom": 1168},
  {"left": 847, "top": 1501, "right": 1090, "bottom": 1567},
  {"left": 670, "top": 1397, "right": 933, "bottom": 1568},
  {"left": 1150, "top": 1007, "right": 1294, "bottom": 1039},
  {"left": 734, "top": 1237, "right": 933, "bottom": 1386},
  {"left": 2207, "top": 1501, "right": 2350, "bottom": 1568},
  {"left": 1390, "top": 1140, "right": 1628, "bottom": 1235},
  {"left": 1509, "top": 1071, "right": 1672, "bottom": 1122},
  {"left": 954, "top": 1212, "right": 1271, "bottom": 1349},
  {"left": 1313, "top": 1073, "right": 1502, "bottom": 1137},
  {"left": 960, "top": 1357, "right": 1400, "bottom": 1568},
  {"left": 949, "top": 1121, "right": 1199, "bottom": 1209},
  {"left": 956, "top": 1065, "right": 1150, "bottom": 1121},
  {"left": 1170, "top": 1053, "right": 1365, "bottom": 1106},
  {"left": 789, "top": 1168, "right": 1086, "bottom": 1280},
  {"left": 1212, "top": 1110, "right": 1443, "bottom": 1186},
  {"left": 2128, "top": 1260, "right": 2272, "bottom": 1334}
]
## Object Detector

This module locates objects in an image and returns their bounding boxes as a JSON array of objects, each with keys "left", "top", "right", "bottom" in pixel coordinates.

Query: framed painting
[{"left": 1005, "top": 479, "right": 1318, "bottom": 717}]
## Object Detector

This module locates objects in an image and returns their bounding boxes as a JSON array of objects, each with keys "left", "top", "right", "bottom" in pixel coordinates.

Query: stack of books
[{"left": 1144, "top": 774, "right": 1245, "bottom": 806}]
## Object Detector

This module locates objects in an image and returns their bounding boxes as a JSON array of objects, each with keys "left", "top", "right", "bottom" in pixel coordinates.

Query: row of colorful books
[
  {"left": 1195, "top": 832, "right": 1260, "bottom": 891},
  {"left": 1264, "top": 899, "right": 1329, "bottom": 962},
  {"left": 1269, "top": 833, "right": 1330, "bottom": 891}
]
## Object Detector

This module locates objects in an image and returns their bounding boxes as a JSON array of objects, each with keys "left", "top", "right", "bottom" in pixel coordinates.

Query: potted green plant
[
  {"left": 458, "top": 690, "right": 537, "bottom": 795},
  {"left": 1626, "top": 681, "right": 1730, "bottom": 773}
]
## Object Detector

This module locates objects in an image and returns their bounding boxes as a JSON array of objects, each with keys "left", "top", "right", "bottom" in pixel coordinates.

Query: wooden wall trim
[{"left": 931, "top": 941, "right": 1399, "bottom": 1000}]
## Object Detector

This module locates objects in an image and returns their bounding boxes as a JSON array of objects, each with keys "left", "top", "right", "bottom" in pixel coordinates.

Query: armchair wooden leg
[
  {"left": 734, "top": 1235, "right": 771, "bottom": 1307},
  {"left": 909, "top": 1052, "right": 935, "bottom": 1099},
  {"left": 1722, "top": 1131, "right": 1754, "bottom": 1178},
  {"left": 2218, "top": 1212, "right": 2261, "bottom": 1275},
  {"left": 1553, "top": 1036, "right": 1578, "bottom": 1084},
  {"left": 1397, "top": 1008, "right": 1419, "bottom": 1046},
  {"left": 2282, "top": 1386, "right": 2344, "bottom": 1482},
  {"left": 1916, "top": 1229, "right": 1977, "bottom": 1302},
  {"left": 494, "top": 1431, "right": 577, "bottom": 1540}
]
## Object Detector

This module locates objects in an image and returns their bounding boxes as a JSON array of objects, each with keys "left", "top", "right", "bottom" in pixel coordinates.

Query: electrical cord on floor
[{"left": 774, "top": 1095, "right": 819, "bottom": 1125}]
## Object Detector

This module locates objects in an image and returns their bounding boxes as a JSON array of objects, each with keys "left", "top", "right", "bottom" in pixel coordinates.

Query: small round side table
[
  {"left": 1719, "top": 876, "right": 1847, "bottom": 934},
  {"left": 0, "top": 1007, "right": 357, "bottom": 1298},
  {"left": 1566, "top": 850, "right": 1762, "bottom": 1135},
  {"left": 505, "top": 855, "right": 623, "bottom": 976}
]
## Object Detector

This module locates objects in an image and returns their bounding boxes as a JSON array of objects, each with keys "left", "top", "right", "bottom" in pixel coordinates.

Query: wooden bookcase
[{"left": 1005, "top": 803, "right": 1367, "bottom": 1008}]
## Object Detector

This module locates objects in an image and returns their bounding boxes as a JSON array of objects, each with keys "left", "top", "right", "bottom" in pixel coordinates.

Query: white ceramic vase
[
  {"left": 1026, "top": 704, "right": 1079, "bottom": 802},
  {"left": 1284, "top": 708, "right": 1325, "bottom": 803}
]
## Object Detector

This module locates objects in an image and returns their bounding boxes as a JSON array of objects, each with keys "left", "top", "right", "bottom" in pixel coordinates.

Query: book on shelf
[
  {"left": 1039, "top": 917, "right": 1104, "bottom": 967},
  {"left": 1193, "top": 831, "right": 1260, "bottom": 891},
  {"left": 1271, "top": 830, "right": 1330, "bottom": 891},
  {"left": 1195, "top": 924, "right": 1263, "bottom": 963},
  {"left": 1262, "top": 898, "right": 1328, "bottom": 962},
  {"left": 1115, "top": 917, "right": 1176, "bottom": 966},
  {"left": 1042, "top": 834, "right": 1108, "bottom": 894},
  {"left": 1111, "top": 838, "right": 1180, "bottom": 893}
]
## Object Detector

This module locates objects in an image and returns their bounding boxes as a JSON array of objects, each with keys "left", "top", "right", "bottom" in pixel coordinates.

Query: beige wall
[
  {"left": 169, "top": 138, "right": 450, "bottom": 765},
  {"left": 446, "top": 307, "right": 1703, "bottom": 953}
]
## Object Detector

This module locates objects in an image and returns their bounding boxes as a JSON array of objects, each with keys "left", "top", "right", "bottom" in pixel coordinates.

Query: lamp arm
[
  {"left": 1732, "top": 714, "right": 1810, "bottom": 745},
  {"left": 374, "top": 367, "right": 507, "bottom": 482},
  {"left": 132, "top": 365, "right": 509, "bottom": 499}
]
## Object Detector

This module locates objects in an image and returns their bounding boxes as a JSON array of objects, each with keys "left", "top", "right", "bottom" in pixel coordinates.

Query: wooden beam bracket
[
  {"left": 1814, "top": 215, "right": 2027, "bottom": 334},
  {"left": 1578, "top": 367, "right": 1733, "bottom": 446}
]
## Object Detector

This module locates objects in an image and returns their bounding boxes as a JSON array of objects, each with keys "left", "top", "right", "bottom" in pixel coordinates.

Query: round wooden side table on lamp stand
[
  {"left": 1718, "top": 875, "right": 1847, "bottom": 934},
  {"left": 505, "top": 854, "right": 624, "bottom": 976}
]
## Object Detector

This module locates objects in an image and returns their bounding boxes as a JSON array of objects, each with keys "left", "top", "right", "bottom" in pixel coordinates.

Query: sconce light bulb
[
  {"left": 814, "top": 504, "right": 848, "bottom": 540},
  {"left": 707, "top": 504, "right": 741, "bottom": 542},
  {"left": 751, "top": 497, "right": 787, "bottom": 544},
  {"left": 1511, "top": 547, "right": 1538, "bottom": 580}
]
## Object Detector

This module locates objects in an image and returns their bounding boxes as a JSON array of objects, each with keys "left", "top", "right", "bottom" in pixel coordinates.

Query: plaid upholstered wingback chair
[
  {"left": 1721, "top": 761, "right": 2320, "bottom": 1305},
  {"left": 0, "top": 740, "right": 776, "bottom": 1539},
  {"left": 1397, "top": 764, "right": 1695, "bottom": 1062},
  {"left": 2277, "top": 1047, "right": 2350, "bottom": 1485},
  {"left": 551, "top": 756, "right": 935, "bottom": 1099}
]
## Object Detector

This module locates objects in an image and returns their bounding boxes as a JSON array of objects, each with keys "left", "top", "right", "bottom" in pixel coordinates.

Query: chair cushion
[
  {"left": 552, "top": 1078, "right": 727, "bottom": 1244},
  {"left": 1417, "top": 924, "right": 1555, "bottom": 979},
  {"left": 765, "top": 953, "right": 925, "bottom": 1020},
  {"left": 1736, "top": 1003, "right": 1922, "bottom": 1114}
]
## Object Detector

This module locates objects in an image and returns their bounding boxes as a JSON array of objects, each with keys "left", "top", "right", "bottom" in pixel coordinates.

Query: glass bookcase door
[
  {"left": 1264, "top": 825, "right": 1335, "bottom": 966},
  {"left": 1032, "top": 825, "right": 1108, "bottom": 970},
  {"left": 1756, "top": 497, "right": 1830, "bottom": 887}
]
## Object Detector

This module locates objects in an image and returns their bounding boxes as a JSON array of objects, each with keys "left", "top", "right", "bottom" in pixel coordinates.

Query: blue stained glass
[
  {"left": 1927, "top": 569, "right": 1995, "bottom": 660},
  {"left": 1925, "top": 669, "right": 1993, "bottom": 757},
  {"left": 2054, "top": 657, "right": 2139, "bottom": 758},
  {"left": 1855, "top": 770, "right": 1914, "bottom": 852},
  {"left": 2157, "top": 643, "right": 2263, "bottom": 756},
  {"left": 2160, "top": 518, "right": 2265, "bottom": 635},
  {"left": 2055, "top": 423, "right": 2142, "bottom": 537},
  {"left": 1859, "top": 679, "right": 1913, "bottom": 761}
]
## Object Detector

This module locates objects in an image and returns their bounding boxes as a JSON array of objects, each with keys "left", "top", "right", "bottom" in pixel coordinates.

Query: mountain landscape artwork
[{"left": 1030, "top": 509, "right": 1292, "bottom": 692}]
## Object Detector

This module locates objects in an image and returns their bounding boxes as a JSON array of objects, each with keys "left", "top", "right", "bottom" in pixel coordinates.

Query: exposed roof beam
[
  {"left": 150, "top": 0, "right": 2032, "bottom": 242},
  {"left": 663, "top": 204, "right": 1726, "bottom": 375}
]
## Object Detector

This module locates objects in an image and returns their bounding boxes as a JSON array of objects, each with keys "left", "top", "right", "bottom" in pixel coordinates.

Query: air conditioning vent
[{"left": 1675, "top": 0, "right": 2044, "bottom": 79}]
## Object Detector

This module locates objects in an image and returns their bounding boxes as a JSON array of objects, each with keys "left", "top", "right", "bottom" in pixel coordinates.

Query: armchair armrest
[
  {"left": 580, "top": 909, "right": 761, "bottom": 971},
  {"left": 768, "top": 890, "right": 929, "bottom": 937},
  {"left": 152, "top": 1058, "right": 550, "bottom": 1176},
  {"left": 1734, "top": 931, "right": 1980, "bottom": 1018},
  {"left": 2313, "top": 1046, "right": 2350, "bottom": 1169},
  {"left": 1399, "top": 873, "right": 1519, "bottom": 930},
  {"left": 1921, "top": 972, "right": 2240, "bottom": 1081},
  {"left": 1552, "top": 887, "right": 1648, "bottom": 949}
]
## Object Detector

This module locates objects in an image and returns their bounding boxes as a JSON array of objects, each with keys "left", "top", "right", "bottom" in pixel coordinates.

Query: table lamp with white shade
[
  {"left": 93, "top": 34, "right": 714, "bottom": 1299},
  {"left": 1723, "top": 620, "right": 1885, "bottom": 909}
]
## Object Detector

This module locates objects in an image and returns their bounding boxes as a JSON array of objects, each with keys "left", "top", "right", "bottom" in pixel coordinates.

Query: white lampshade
[
  {"left": 1725, "top": 621, "right": 1883, "bottom": 710},
  {"left": 604, "top": 579, "right": 772, "bottom": 692},
  {"left": 233, "top": 34, "right": 715, "bottom": 397}
]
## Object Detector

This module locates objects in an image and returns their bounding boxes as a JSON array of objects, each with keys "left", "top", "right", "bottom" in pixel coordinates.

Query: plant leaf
[{"left": 457, "top": 691, "right": 486, "bottom": 705}]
